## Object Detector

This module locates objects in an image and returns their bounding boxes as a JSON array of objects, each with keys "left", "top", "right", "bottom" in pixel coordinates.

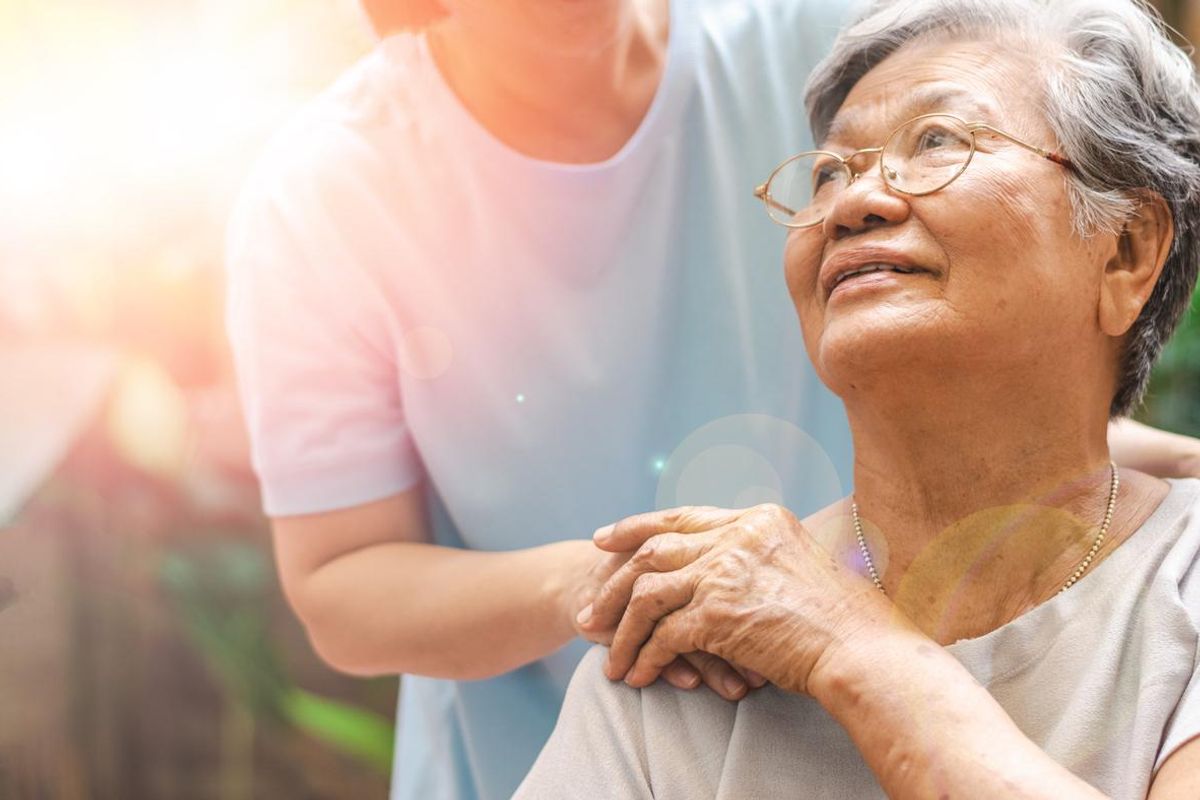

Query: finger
[
  {"left": 585, "top": 532, "right": 714, "bottom": 631},
  {"left": 578, "top": 625, "right": 613, "bottom": 646},
  {"left": 682, "top": 651, "right": 749, "bottom": 702},
  {"left": 661, "top": 657, "right": 702, "bottom": 690},
  {"left": 744, "top": 669, "right": 768, "bottom": 689},
  {"left": 623, "top": 610, "right": 704, "bottom": 692},
  {"left": 726, "top": 663, "right": 767, "bottom": 690},
  {"left": 593, "top": 506, "right": 741, "bottom": 552},
  {"left": 605, "top": 571, "right": 694, "bottom": 681}
]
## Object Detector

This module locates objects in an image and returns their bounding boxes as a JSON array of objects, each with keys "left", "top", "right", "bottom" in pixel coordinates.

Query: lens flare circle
[{"left": 655, "top": 414, "right": 843, "bottom": 517}]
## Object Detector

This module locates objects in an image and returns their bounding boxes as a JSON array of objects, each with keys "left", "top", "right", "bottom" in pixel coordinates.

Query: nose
[{"left": 820, "top": 156, "right": 911, "bottom": 241}]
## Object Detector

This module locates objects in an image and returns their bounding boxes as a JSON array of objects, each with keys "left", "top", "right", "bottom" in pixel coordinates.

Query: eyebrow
[{"left": 824, "top": 86, "right": 997, "bottom": 145}]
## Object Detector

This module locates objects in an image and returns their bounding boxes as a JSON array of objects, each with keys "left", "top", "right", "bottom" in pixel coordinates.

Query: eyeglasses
[{"left": 754, "top": 112, "right": 1075, "bottom": 228}]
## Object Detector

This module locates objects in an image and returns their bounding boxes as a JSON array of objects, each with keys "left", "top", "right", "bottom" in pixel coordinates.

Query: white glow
[{"left": 0, "top": 24, "right": 279, "bottom": 230}]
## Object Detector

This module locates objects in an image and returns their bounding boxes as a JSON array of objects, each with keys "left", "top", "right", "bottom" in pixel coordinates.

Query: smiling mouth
[
  {"left": 835, "top": 262, "right": 916, "bottom": 287},
  {"left": 831, "top": 263, "right": 925, "bottom": 290}
]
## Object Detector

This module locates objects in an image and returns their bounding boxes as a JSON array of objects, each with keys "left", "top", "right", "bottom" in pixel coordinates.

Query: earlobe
[{"left": 1098, "top": 192, "right": 1174, "bottom": 337}]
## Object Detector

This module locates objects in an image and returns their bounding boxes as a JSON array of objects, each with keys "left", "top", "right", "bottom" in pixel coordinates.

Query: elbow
[
  {"left": 280, "top": 571, "right": 510, "bottom": 682},
  {"left": 283, "top": 580, "right": 394, "bottom": 678},
  {"left": 306, "top": 626, "right": 392, "bottom": 678}
]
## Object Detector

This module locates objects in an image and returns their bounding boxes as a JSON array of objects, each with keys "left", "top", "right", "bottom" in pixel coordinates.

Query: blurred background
[{"left": 0, "top": 1, "right": 1197, "bottom": 798}]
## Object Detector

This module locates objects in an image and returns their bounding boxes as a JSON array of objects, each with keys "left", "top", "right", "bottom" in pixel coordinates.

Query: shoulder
[
  {"left": 1162, "top": 479, "right": 1200, "bottom": 598},
  {"left": 561, "top": 646, "right": 644, "bottom": 723},
  {"left": 232, "top": 35, "right": 432, "bottom": 236},
  {"left": 559, "top": 647, "right": 739, "bottom": 749},
  {"left": 523, "top": 647, "right": 737, "bottom": 797},
  {"left": 515, "top": 647, "right": 652, "bottom": 797}
]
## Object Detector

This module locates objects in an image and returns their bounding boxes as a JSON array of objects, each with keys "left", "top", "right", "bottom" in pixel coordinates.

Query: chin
[{"left": 807, "top": 310, "right": 946, "bottom": 398}]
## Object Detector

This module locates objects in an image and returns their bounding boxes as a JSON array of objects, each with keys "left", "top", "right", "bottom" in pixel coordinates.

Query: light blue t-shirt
[{"left": 225, "top": 1, "right": 854, "bottom": 797}]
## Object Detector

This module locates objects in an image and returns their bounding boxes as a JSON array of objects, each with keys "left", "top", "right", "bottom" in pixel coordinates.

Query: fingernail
[
  {"left": 575, "top": 604, "right": 592, "bottom": 626},
  {"left": 593, "top": 524, "right": 615, "bottom": 544},
  {"left": 724, "top": 676, "right": 746, "bottom": 699}
]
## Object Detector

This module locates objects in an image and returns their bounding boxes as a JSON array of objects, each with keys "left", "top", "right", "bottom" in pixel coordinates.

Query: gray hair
[{"left": 805, "top": 0, "right": 1200, "bottom": 416}]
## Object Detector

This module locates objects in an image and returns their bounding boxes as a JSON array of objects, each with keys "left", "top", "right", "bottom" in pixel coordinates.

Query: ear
[{"left": 1099, "top": 191, "right": 1174, "bottom": 337}]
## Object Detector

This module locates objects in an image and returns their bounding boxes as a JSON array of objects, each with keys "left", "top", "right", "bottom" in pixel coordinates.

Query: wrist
[
  {"left": 539, "top": 539, "right": 599, "bottom": 640},
  {"left": 806, "top": 616, "right": 930, "bottom": 712}
]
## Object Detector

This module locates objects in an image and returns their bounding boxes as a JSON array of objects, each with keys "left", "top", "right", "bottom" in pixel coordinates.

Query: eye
[
  {"left": 812, "top": 163, "right": 839, "bottom": 189},
  {"left": 915, "top": 125, "right": 969, "bottom": 153}
]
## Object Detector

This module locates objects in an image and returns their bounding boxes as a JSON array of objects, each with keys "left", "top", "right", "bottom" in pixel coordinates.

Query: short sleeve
[
  {"left": 225, "top": 131, "right": 422, "bottom": 516},
  {"left": 1154, "top": 487, "right": 1200, "bottom": 774},
  {"left": 513, "top": 647, "right": 654, "bottom": 799},
  {"left": 1157, "top": 649, "right": 1200, "bottom": 774}
]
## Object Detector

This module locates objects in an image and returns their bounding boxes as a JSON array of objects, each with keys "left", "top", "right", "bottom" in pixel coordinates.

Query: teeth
[{"left": 834, "top": 263, "right": 915, "bottom": 287}]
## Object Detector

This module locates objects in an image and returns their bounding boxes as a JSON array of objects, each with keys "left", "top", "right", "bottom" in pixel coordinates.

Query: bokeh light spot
[
  {"left": 656, "top": 414, "right": 843, "bottom": 517},
  {"left": 106, "top": 358, "right": 189, "bottom": 479},
  {"left": 734, "top": 485, "right": 784, "bottom": 508}
]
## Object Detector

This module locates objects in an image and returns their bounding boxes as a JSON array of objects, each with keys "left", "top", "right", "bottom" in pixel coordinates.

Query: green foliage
[
  {"left": 282, "top": 689, "right": 395, "bottom": 774},
  {"left": 1141, "top": 287, "right": 1200, "bottom": 437},
  {"left": 159, "top": 543, "right": 289, "bottom": 721},
  {"left": 159, "top": 540, "right": 395, "bottom": 776}
]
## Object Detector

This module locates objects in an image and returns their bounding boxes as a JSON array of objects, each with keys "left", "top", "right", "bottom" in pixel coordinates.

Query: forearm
[
  {"left": 810, "top": 628, "right": 1107, "bottom": 799},
  {"left": 1109, "top": 418, "right": 1200, "bottom": 478},
  {"left": 296, "top": 539, "right": 593, "bottom": 680}
]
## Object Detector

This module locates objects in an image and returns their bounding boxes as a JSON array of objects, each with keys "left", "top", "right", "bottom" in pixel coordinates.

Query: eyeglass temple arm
[
  {"left": 754, "top": 183, "right": 798, "bottom": 216},
  {"left": 970, "top": 123, "right": 1077, "bottom": 172}
]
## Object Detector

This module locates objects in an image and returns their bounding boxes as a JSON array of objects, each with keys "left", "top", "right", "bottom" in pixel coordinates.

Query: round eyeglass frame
[{"left": 753, "top": 112, "right": 1074, "bottom": 228}]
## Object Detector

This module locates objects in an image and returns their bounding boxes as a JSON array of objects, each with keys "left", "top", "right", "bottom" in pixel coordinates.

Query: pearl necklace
[{"left": 850, "top": 462, "right": 1120, "bottom": 596}]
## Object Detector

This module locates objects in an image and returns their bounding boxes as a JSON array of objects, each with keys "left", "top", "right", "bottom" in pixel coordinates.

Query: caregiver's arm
[
  {"left": 275, "top": 491, "right": 752, "bottom": 692},
  {"left": 1110, "top": 418, "right": 1200, "bottom": 479},
  {"left": 272, "top": 485, "right": 597, "bottom": 679}
]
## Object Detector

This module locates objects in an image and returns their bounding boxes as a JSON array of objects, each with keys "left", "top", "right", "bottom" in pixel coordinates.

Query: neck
[
  {"left": 426, "top": 0, "right": 669, "bottom": 163},
  {"left": 842, "top": 369, "right": 1120, "bottom": 642}
]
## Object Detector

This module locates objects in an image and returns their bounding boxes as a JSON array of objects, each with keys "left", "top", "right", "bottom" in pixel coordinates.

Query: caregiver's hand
[{"left": 579, "top": 504, "right": 898, "bottom": 696}]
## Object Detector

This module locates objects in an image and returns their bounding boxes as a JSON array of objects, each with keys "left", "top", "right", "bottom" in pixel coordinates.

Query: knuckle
[
  {"left": 633, "top": 539, "right": 659, "bottom": 566},
  {"left": 695, "top": 600, "right": 725, "bottom": 629},
  {"left": 629, "top": 572, "right": 658, "bottom": 602},
  {"left": 661, "top": 508, "right": 685, "bottom": 530},
  {"left": 661, "top": 531, "right": 687, "bottom": 549},
  {"left": 754, "top": 502, "right": 786, "bottom": 519}
]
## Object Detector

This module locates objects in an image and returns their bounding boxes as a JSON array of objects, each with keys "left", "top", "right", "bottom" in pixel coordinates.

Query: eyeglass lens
[{"left": 763, "top": 114, "right": 975, "bottom": 227}]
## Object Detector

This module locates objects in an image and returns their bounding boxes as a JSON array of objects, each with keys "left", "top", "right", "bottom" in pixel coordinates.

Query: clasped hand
[{"left": 577, "top": 504, "right": 893, "bottom": 698}]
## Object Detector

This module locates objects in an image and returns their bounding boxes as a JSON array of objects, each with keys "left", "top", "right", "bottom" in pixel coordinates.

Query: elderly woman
[{"left": 513, "top": 0, "right": 1200, "bottom": 797}]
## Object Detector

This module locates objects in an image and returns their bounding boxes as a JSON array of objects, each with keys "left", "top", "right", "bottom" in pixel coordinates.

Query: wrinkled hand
[
  {"left": 578, "top": 504, "right": 894, "bottom": 696},
  {"left": 570, "top": 516, "right": 766, "bottom": 701}
]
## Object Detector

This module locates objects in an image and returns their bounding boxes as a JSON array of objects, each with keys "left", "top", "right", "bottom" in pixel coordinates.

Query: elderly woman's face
[{"left": 787, "top": 39, "right": 1115, "bottom": 394}]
